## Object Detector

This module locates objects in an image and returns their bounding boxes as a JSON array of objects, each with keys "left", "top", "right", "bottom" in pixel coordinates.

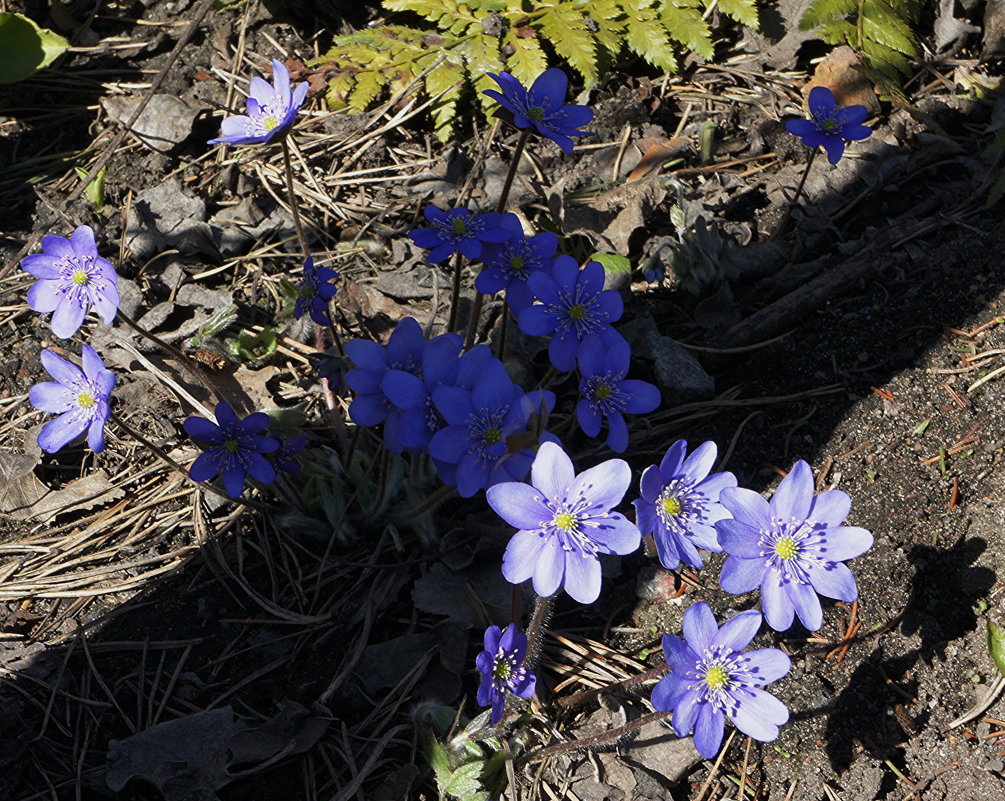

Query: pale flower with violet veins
[
  {"left": 29, "top": 345, "right": 115, "bottom": 453},
  {"left": 475, "top": 623, "right": 536, "bottom": 724},
  {"left": 21, "top": 225, "right": 119, "bottom": 339},
  {"left": 208, "top": 59, "right": 308, "bottom": 147},
  {"left": 487, "top": 441, "right": 641, "bottom": 604},
  {"left": 716, "top": 460, "right": 874, "bottom": 632}
]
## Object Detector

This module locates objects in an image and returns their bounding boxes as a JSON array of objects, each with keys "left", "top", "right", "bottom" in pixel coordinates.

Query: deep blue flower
[
  {"left": 21, "top": 225, "right": 120, "bottom": 339},
  {"left": 651, "top": 602, "right": 790, "bottom": 759},
  {"left": 519, "top": 256, "right": 623, "bottom": 372},
  {"left": 271, "top": 434, "right": 307, "bottom": 474},
  {"left": 408, "top": 206, "right": 513, "bottom": 264},
  {"left": 294, "top": 257, "right": 339, "bottom": 326},
  {"left": 784, "top": 86, "right": 871, "bottom": 165},
  {"left": 345, "top": 317, "right": 426, "bottom": 452},
  {"left": 486, "top": 441, "right": 641, "bottom": 603},
  {"left": 209, "top": 59, "right": 308, "bottom": 147},
  {"left": 716, "top": 460, "right": 874, "bottom": 632},
  {"left": 576, "top": 334, "right": 660, "bottom": 453},
  {"left": 634, "top": 440, "right": 736, "bottom": 571},
  {"left": 29, "top": 345, "right": 115, "bottom": 453},
  {"left": 476, "top": 213, "right": 558, "bottom": 313},
  {"left": 184, "top": 401, "right": 280, "bottom": 498},
  {"left": 484, "top": 69, "right": 594, "bottom": 154},
  {"left": 428, "top": 357, "right": 555, "bottom": 497},
  {"left": 476, "top": 623, "right": 536, "bottom": 724}
]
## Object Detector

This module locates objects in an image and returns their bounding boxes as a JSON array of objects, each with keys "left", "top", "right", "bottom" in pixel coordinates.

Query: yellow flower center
[
  {"left": 661, "top": 495, "right": 682, "bottom": 517},
  {"left": 568, "top": 303, "right": 587, "bottom": 321},
  {"left": 483, "top": 427, "right": 501, "bottom": 444},
  {"left": 527, "top": 106, "right": 546, "bottom": 122},
  {"left": 704, "top": 664, "right": 730, "bottom": 690},
  {"left": 819, "top": 118, "right": 837, "bottom": 132},
  {"left": 509, "top": 256, "right": 525, "bottom": 271},
  {"left": 452, "top": 218, "right": 468, "bottom": 235},
  {"left": 774, "top": 536, "right": 799, "bottom": 560},
  {"left": 224, "top": 439, "right": 241, "bottom": 453},
  {"left": 71, "top": 269, "right": 90, "bottom": 286},
  {"left": 553, "top": 511, "right": 578, "bottom": 532},
  {"left": 77, "top": 392, "right": 95, "bottom": 409},
  {"left": 262, "top": 115, "right": 280, "bottom": 131},
  {"left": 493, "top": 659, "right": 512, "bottom": 680}
]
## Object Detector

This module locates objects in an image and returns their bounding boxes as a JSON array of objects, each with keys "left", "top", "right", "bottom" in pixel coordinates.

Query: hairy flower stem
[
  {"left": 526, "top": 710, "right": 671, "bottom": 763},
  {"left": 389, "top": 482, "right": 456, "bottom": 523},
  {"left": 447, "top": 252, "right": 463, "bottom": 333},
  {"left": 462, "top": 130, "right": 531, "bottom": 350},
  {"left": 523, "top": 593, "right": 555, "bottom": 670},
  {"left": 770, "top": 147, "right": 817, "bottom": 242},
  {"left": 556, "top": 663, "right": 671, "bottom": 708},
  {"left": 116, "top": 309, "right": 223, "bottom": 402}
]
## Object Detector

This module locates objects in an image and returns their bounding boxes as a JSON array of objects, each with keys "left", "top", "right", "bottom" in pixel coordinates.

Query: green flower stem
[
  {"left": 770, "top": 147, "right": 817, "bottom": 242},
  {"left": 116, "top": 309, "right": 223, "bottom": 402},
  {"left": 447, "top": 251, "right": 464, "bottom": 333},
  {"left": 463, "top": 129, "right": 531, "bottom": 350},
  {"left": 525, "top": 710, "right": 671, "bottom": 763}
]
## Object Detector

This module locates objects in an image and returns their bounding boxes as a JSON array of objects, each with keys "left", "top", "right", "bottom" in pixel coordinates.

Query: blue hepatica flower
[
  {"left": 428, "top": 357, "right": 555, "bottom": 497},
  {"left": 270, "top": 433, "right": 308, "bottom": 474},
  {"left": 345, "top": 317, "right": 426, "bottom": 452},
  {"left": 651, "top": 602, "right": 790, "bottom": 759},
  {"left": 784, "top": 86, "right": 871, "bottom": 165},
  {"left": 294, "top": 258, "right": 339, "bottom": 326},
  {"left": 476, "top": 623, "right": 537, "bottom": 725},
  {"left": 184, "top": 401, "right": 280, "bottom": 499},
  {"left": 486, "top": 441, "right": 641, "bottom": 603},
  {"left": 409, "top": 205, "right": 513, "bottom": 264},
  {"left": 29, "top": 345, "right": 115, "bottom": 454},
  {"left": 576, "top": 334, "right": 660, "bottom": 453},
  {"left": 21, "top": 225, "right": 120, "bottom": 340},
  {"left": 209, "top": 59, "right": 308, "bottom": 147},
  {"left": 716, "top": 460, "right": 874, "bottom": 632},
  {"left": 476, "top": 213, "right": 559, "bottom": 313},
  {"left": 519, "top": 256, "right": 624, "bottom": 372},
  {"left": 484, "top": 69, "right": 594, "bottom": 154},
  {"left": 634, "top": 440, "right": 736, "bottom": 571}
]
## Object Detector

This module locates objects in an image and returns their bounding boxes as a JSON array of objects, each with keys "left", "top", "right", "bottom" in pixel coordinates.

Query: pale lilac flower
[
  {"left": 209, "top": 59, "right": 308, "bottom": 146},
  {"left": 651, "top": 602, "right": 790, "bottom": 759},
  {"left": 476, "top": 623, "right": 536, "bottom": 724},
  {"left": 486, "top": 441, "right": 641, "bottom": 603},
  {"left": 634, "top": 440, "right": 735, "bottom": 570},
  {"left": 716, "top": 461, "right": 874, "bottom": 631},
  {"left": 29, "top": 345, "right": 115, "bottom": 453},
  {"left": 21, "top": 226, "right": 119, "bottom": 339}
]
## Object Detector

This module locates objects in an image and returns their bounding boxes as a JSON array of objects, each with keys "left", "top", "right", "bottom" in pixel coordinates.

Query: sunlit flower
[
  {"left": 476, "top": 623, "right": 536, "bottom": 724},
  {"left": 484, "top": 69, "right": 594, "bottom": 153},
  {"left": 208, "top": 59, "right": 308, "bottom": 146},
  {"left": 784, "top": 86, "right": 871, "bottom": 165},
  {"left": 408, "top": 205, "right": 512, "bottom": 264},
  {"left": 29, "top": 345, "right": 115, "bottom": 453}
]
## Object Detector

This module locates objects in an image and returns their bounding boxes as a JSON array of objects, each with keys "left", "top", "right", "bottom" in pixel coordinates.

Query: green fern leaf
[
  {"left": 458, "top": 25, "right": 505, "bottom": 112},
  {"left": 505, "top": 28, "right": 548, "bottom": 86},
  {"left": 861, "top": 0, "right": 917, "bottom": 55},
  {"left": 537, "top": 5, "right": 599, "bottom": 83},
  {"left": 325, "top": 71, "right": 355, "bottom": 110},
  {"left": 349, "top": 70, "right": 385, "bottom": 111},
  {"left": 586, "top": 0, "right": 626, "bottom": 54},
  {"left": 384, "top": 0, "right": 459, "bottom": 24},
  {"left": 816, "top": 17, "right": 856, "bottom": 44},
  {"left": 661, "top": 2, "right": 714, "bottom": 61},
  {"left": 622, "top": 1, "right": 678, "bottom": 73},
  {"left": 716, "top": 0, "right": 759, "bottom": 28},
  {"left": 799, "top": 0, "right": 856, "bottom": 30},
  {"left": 862, "top": 37, "right": 912, "bottom": 75},
  {"left": 424, "top": 57, "right": 465, "bottom": 140}
]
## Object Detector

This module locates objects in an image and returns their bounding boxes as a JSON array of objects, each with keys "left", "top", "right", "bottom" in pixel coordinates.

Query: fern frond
[
  {"left": 623, "top": 0, "right": 678, "bottom": 73},
  {"left": 661, "top": 1, "right": 714, "bottom": 61},
  {"left": 716, "top": 0, "right": 759, "bottom": 28},
  {"left": 505, "top": 27, "right": 548, "bottom": 86},
  {"left": 537, "top": 4, "right": 599, "bottom": 83}
]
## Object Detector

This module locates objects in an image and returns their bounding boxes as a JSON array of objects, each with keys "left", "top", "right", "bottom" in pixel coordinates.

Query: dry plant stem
[
  {"left": 556, "top": 662, "right": 671, "bottom": 708},
  {"left": 463, "top": 130, "right": 531, "bottom": 350},
  {"left": 527, "top": 710, "right": 670, "bottom": 762},
  {"left": 109, "top": 410, "right": 266, "bottom": 511},
  {"left": 769, "top": 148, "right": 817, "bottom": 242},
  {"left": 116, "top": 309, "right": 223, "bottom": 402}
]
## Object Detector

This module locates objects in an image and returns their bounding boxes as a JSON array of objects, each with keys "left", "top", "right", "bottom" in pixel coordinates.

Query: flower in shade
[
  {"left": 476, "top": 623, "right": 536, "bottom": 724},
  {"left": 21, "top": 225, "right": 120, "bottom": 339},
  {"left": 484, "top": 69, "right": 594, "bottom": 154},
  {"left": 486, "top": 441, "right": 641, "bottom": 603},
  {"left": 294, "top": 257, "right": 339, "bottom": 326},
  {"left": 271, "top": 434, "right": 307, "bottom": 474},
  {"left": 784, "top": 86, "right": 871, "bottom": 165},
  {"left": 184, "top": 401, "right": 280, "bottom": 498},
  {"left": 208, "top": 59, "right": 308, "bottom": 146},
  {"left": 716, "top": 460, "right": 874, "bottom": 632},
  {"left": 428, "top": 356, "right": 555, "bottom": 497},
  {"left": 408, "top": 205, "right": 513, "bottom": 264},
  {"left": 576, "top": 334, "right": 660, "bottom": 453},
  {"left": 475, "top": 213, "right": 558, "bottom": 313},
  {"left": 519, "top": 256, "right": 623, "bottom": 372},
  {"left": 29, "top": 345, "right": 115, "bottom": 453},
  {"left": 634, "top": 440, "right": 736, "bottom": 571},
  {"left": 651, "top": 602, "right": 790, "bottom": 759}
]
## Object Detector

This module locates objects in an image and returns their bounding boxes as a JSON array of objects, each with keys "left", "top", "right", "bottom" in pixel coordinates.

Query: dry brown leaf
[
  {"left": 627, "top": 136, "right": 690, "bottom": 181},
  {"left": 0, "top": 453, "right": 124, "bottom": 523}
]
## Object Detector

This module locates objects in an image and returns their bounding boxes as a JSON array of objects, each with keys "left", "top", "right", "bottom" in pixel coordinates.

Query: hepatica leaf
[
  {"left": 0, "top": 13, "right": 69, "bottom": 84},
  {"left": 989, "top": 620, "right": 1005, "bottom": 677}
]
